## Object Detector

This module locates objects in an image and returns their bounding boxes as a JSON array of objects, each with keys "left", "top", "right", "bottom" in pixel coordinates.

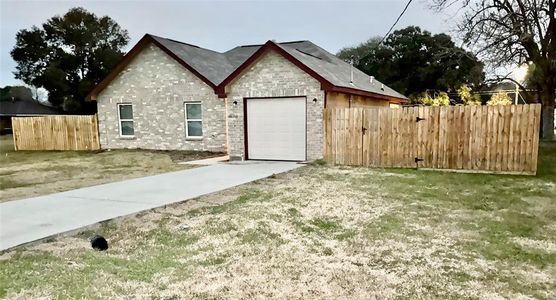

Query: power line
[{"left": 379, "top": 0, "right": 414, "bottom": 45}]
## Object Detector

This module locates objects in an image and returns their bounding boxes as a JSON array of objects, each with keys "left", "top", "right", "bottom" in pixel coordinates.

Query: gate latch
[
  {"left": 416, "top": 117, "right": 426, "bottom": 122},
  {"left": 415, "top": 157, "right": 424, "bottom": 164},
  {"left": 362, "top": 127, "right": 368, "bottom": 135}
]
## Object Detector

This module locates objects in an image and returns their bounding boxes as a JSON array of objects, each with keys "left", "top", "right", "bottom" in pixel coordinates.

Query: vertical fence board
[
  {"left": 507, "top": 105, "right": 515, "bottom": 172},
  {"left": 502, "top": 106, "right": 511, "bottom": 171},
  {"left": 485, "top": 106, "right": 493, "bottom": 170},
  {"left": 432, "top": 106, "right": 441, "bottom": 169},
  {"left": 371, "top": 108, "right": 380, "bottom": 167},
  {"left": 518, "top": 105, "right": 528, "bottom": 171},
  {"left": 429, "top": 106, "right": 437, "bottom": 169},
  {"left": 530, "top": 104, "right": 541, "bottom": 172},
  {"left": 525, "top": 105, "right": 535, "bottom": 172},
  {"left": 498, "top": 106, "right": 505, "bottom": 171}
]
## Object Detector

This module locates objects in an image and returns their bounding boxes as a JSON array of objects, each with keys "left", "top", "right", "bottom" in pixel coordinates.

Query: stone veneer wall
[
  {"left": 226, "top": 50, "right": 325, "bottom": 161},
  {"left": 96, "top": 44, "right": 227, "bottom": 152}
]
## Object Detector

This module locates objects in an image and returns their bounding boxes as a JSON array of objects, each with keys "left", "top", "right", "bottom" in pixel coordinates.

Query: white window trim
[
  {"left": 118, "top": 103, "right": 134, "bottom": 137},
  {"left": 184, "top": 102, "right": 203, "bottom": 139}
]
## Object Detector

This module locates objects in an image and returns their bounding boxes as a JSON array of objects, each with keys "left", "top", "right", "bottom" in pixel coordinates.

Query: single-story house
[
  {"left": 0, "top": 99, "right": 62, "bottom": 134},
  {"left": 86, "top": 34, "right": 408, "bottom": 161}
]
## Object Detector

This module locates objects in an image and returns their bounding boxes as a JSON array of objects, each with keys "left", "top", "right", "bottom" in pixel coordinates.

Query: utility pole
[
  {"left": 515, "top": 83, "right": 519, "bottom": 104},
  {"left": 349, "top": 55, "right": 354, "bottom": 84}
]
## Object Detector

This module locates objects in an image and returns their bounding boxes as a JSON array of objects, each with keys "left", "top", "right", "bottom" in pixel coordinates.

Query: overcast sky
[{"left": 0, "top": 0, "right": 459, "bottom": 86}]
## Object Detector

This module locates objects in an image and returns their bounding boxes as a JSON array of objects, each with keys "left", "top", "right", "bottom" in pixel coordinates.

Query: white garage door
[{"left": 247, "top": 97, "right": 306, "bottom": 161}]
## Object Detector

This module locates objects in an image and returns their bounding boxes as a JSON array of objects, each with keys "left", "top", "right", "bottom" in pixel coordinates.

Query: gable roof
[
  {"left": 0, "top": 100, "right": 62, "bottom": 116},
  {"left": 86, "top": 34, "right": 408, "bottom": 102},
  {"left": 215, "top": 41, "right": 408, "bottom": 102}
]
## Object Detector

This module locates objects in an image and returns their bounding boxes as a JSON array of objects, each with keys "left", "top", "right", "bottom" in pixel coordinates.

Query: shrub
[
  {"left": 415, "top": 92, "right": 451, "bottom": 106},
  {"left": 457, "top": 84, "right": 481, "bottom": 105},
  {"left": 416, "top": 92, "right": 434, "bottom": 106},
  {"left": 487, "top": 91, "right": 512, "bottom": 106},
  {"left": 433, "top": 92, "right": 451, "bottom": 106}
]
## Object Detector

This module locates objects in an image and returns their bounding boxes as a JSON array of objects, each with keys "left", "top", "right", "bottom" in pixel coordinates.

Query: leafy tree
[
  {"left": 487, "top": 92, "right": 512, "bottom": 106},
  {"left": 337, "top": 26, "right": 485, "bottom": 97},
  {"left": 525, "top": 63, "right": 546, "bottom": 103},
  {"left": 0, "top": 86, "right": 33, "bottom": 102},
  {"left": 433, "top": 0, "right": 556, "bottom": 139},
  {"left": 0, "top": 87, "right": 8, "bottom": 102},
  {"left": 336, "top": 37, "right": 383, "bottom": 66},
  {"left": 10, "top": 7, "right": 129, "bottom": 113},
  {"left": 457, "top": 84, "right": 482, "bottom": 105}
]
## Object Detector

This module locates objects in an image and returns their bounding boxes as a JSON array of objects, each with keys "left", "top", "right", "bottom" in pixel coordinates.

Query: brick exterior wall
[
  {"left": 96, "top": 44, "right": 227, "bottom": 152},
  {"left": 226, "top": 50, "right": 325, "bottom": 161}
]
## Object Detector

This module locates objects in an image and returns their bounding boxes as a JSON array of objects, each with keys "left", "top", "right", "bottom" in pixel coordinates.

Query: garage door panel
[{"left": 247, "top": 97, "right": 306, "bottom": 161}]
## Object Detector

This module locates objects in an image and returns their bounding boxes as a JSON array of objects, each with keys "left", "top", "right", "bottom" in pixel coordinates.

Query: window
[
  {"left": 118, "top": 104, "right": 134, "bottom": 137},
  {"left": 185, "top": 102, "right": 202, "bottom": 138}
]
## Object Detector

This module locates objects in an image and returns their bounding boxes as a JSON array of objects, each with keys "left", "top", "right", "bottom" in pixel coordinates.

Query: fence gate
[{"left": 324, "top": 104, "right": 541, "bottom": 175}]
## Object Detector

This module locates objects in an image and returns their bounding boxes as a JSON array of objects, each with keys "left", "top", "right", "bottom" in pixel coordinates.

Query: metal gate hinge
[
  {"left": 415, "top": 157, "right": 424, "bottom": 163},
  {"left": 416, "top": 117, "right": 426, "bottom": 122}
]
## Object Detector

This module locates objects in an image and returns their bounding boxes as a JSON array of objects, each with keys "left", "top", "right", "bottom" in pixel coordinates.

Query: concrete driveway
[{"left": 0, "top": 161, "right": 300, "bottom": 251}]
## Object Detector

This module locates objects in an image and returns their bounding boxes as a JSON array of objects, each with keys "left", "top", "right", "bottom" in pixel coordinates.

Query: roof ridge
[
  {"left": 279, "top": 40, "right": 310, "bottom": 44},
  {"left": 148, "top": 34, "right": 228, "bottom": 54},
  {"left": 147, "top": 34, "right": 201, "bottom": 48},
  {"left": 238, "top": 43, "right": 264, "bottom": 48},
  {"left": 295, "top": 48, "right": 323, "bottom": 60},
  {"left": 164, "top": 38, "right": 200, "bottom": 49},
  {"left": 237, "top": 40, "right": 310, "bottom": 48}
]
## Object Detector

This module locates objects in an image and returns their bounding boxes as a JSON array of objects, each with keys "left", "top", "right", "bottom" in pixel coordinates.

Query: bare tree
[{"left": 433, "top": 0, "right": 555, "bottom": 139}]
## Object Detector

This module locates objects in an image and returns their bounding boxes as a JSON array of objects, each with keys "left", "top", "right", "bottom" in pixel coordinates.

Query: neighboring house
[
  {"left": 0, "top": 99, "right": 62, "bottom": 134},
  {"left": 86, "top": 34, "right": 408, "bottom": 161}
]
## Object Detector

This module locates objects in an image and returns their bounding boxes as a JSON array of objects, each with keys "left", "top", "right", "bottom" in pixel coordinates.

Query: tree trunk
[
  {"left": 542, "top": 103, "right": 555, "bottom": 140},
  {"left": 540, "top": 85, "right": 555, "bottom": 140}
]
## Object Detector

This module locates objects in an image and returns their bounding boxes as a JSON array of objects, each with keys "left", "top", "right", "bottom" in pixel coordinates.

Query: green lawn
[
  {"left": 1, "top": 143, "right": 554, "bottom": 299},
  {"left": 0, "top": 135, "right": 14, "bottom": 154},
  {"left": 0, "top": 135, "right": 222, "bottom": 202}
]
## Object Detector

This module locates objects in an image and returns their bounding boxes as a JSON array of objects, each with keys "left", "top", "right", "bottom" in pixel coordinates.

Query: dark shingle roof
[
  {"left": 150, "top": 35, "right": 235, "bottom": 86},
  {"left": 148, "top": 35, "right": 407, "bottom": 100},
  {"left": 0, "top": 100, "right": 62, "bottom": 116},
  {"left": 276, "top": 41, "right": 407, "bottom": 100},
  {"left": 224, "top": 45, "right": 261, "bottom": 69}
]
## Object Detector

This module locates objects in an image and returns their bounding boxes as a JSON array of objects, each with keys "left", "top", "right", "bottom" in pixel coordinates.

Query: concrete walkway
[
  {"left": 0, "top": 161, "right": 300, "bottom": 251},
  {"left": 179, "top": 155, "right": 229, "bottom": 166}
]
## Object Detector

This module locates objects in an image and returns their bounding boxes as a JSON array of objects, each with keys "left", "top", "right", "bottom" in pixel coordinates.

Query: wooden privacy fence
[
  {"left": 324, "top": 104, "right": 542, "bottom": 175},
  {"left": 12, "top": 115, "right": 100, "bottom": 151}
]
